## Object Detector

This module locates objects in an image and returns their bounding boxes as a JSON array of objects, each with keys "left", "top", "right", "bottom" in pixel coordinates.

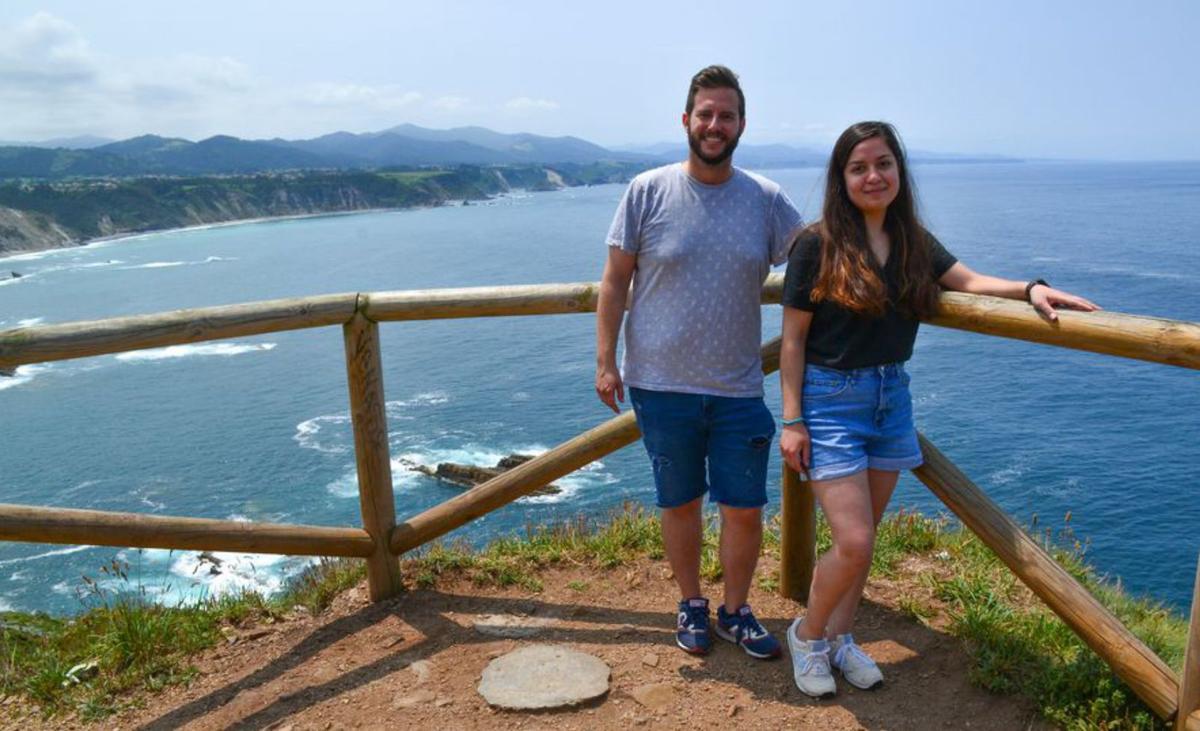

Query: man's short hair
[{"left": 685, "top": 65, "right": 745, "bottom": 118}]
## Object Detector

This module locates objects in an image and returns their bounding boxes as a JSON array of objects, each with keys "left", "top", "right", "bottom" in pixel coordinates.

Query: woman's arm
[
  {"left": 779, "top": 306, "right": 814, "bottom": 474},
  {"left": 938, "top": 262, "right": 1099, "bottom": 321}
]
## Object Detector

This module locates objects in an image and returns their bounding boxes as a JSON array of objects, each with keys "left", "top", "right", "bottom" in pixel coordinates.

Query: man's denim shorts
[
  {"left": 628, "top": 387, "right": 775, "bottom": 509},
  {"left": 802, "top": 362, "right": 923, "bottom": 482}
]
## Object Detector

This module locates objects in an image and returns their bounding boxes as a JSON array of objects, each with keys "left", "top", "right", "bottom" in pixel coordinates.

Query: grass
[{"left": 0, "top": 505, "right": 1190, "bottom": 729}]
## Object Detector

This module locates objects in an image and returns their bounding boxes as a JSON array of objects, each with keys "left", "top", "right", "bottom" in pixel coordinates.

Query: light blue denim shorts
[
  {"left": 802, "top": 362, "right": 923, "bottom": 482},
  {"left": 629, "top": 387, "right": 775, "bottom": 509}
]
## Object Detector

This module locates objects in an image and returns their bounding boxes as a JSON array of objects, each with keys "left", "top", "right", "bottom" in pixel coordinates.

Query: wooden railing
[{"left": 1, "top": 274, "right": 1198, "bottom": 728}]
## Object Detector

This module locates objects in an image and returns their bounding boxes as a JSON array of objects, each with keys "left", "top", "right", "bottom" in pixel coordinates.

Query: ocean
[{"left": 1, "top": 161, "right": 1197, "bottom": 615}]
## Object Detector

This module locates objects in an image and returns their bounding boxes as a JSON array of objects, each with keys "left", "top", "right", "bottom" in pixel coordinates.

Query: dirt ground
[{"left": 17, "top": 555, "right": 1054, "bottom": 730}]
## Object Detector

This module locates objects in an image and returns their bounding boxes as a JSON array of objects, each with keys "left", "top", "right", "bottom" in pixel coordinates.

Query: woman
[{"left": 779, "top": 121, "right": 1097, "bottom": 698}]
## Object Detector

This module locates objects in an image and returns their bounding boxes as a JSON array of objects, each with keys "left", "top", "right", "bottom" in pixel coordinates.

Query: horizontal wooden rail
[
  {"left": 0, "top": 504, "right": 375, "bottom": 557},
  {"left": 930, "top": 292, "right": 1200, "bottom": 370},
  {"left": 0, "top": 293, "right": 359, "bottom": 369},
  {"left": 913, "top": 435, "right": 1179, "bottom": 720},
  {"left": 363, "top": 283, "right": 600, "bottom": 321},
  {"left": 3, "top": 277, "right": 1197, "bottom": 371},
  {"left": 391, "top": 337, "right": 784, "bottom": 554}
]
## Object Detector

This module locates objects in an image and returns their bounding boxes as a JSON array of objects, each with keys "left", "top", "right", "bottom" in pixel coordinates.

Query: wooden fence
[{"left": 1, "top": 273, "right": 1198, "bottom": 729}]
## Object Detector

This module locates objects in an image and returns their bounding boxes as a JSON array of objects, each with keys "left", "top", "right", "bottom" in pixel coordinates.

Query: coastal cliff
[{"left": 0, "top": 162, "right": 644, "bottom": 256}]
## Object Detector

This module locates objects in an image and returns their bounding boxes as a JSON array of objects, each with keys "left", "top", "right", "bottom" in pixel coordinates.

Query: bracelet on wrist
[
  {"left": 1024, "top": 278, "right": 1049, "bottom": 302},
  {"left": 782, "top": 417, "right": 805, "bottom": 427}
]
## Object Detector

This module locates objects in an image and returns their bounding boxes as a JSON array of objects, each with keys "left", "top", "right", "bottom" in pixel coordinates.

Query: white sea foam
[
  {"left": 325, "top": 469, "right": 361, "bottom": 498},
  {"left": 0, "top": 598, "right": 13, "bottom": 611},
  {"left": 324, "top": 442, "right": 616, "bottom": 504},
  {"left": 300, "top": 393, "right": 450, "bottom": 457},
  {"left": 60, "top": 479, "right": 102, "bottom": 497},
  {"left": 0, "top": 364, "right": 50, "bottom": 391},
  {"left": 0, "top": 248, "right": 68, "bottom": 264},
  {"left": 80, "top": 548, "right": 309, "bottom": 605},
  {"left": 123, "top": 261, "right": 186, "bottom": 269},
  {"left": 9, "top": 570, "right": 29, "bottom": 581},
  {"left": 383, "top": 391, "right": 450, "bottom": 416},
  {"left": 987, "top": 458, "right": 1029, "bottom": 486},
  {"left": 117, "top": 256, "right": 234, "bottom": 271},
  {"left": 0, "top": 544, "right": 92, "bottom": 567},
  {"left": 16, "top": 317, "right": 44, "bottom": 327},
  {"left": 1034, "top": 476, "right": 1083, "bottom": 499},
  {"left": 115, "top": 342, "right": 277, "bottom": 362},
  {"left": 294, "top": 413, "right": 353, "bottom": 454},
  {"left": 167, "top": 550, "right": 294, "bottom": 599}
]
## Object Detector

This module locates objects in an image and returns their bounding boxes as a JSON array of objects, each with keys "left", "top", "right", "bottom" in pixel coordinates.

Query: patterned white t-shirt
[{"left": 606, "top": 163, "right": 803, "bottom": 397}]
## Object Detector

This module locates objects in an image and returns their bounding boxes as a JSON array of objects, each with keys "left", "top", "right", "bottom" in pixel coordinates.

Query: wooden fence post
[
  {"left": 913, "top": 433, "right": 1179, "bottom": 720},
  {"left": 1178, "top": 553, "right": 1200, "bottom": 731},
  {"left": 343, "top": 310, "right": 403, "bottom": 601},
  {"left": 779, "top": 466, "right": 816, "bottom": 602}
]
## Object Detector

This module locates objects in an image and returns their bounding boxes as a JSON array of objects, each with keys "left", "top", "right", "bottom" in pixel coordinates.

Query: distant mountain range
[
  {"left": 0, "top": 125, "right": 1021, "bottom": 180},
  {"left": 0, "top": 126, "right": 657, "bottom": 180}
]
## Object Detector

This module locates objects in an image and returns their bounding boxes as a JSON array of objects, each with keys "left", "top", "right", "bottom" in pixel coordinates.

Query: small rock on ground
[{"left": 629, "top": 683, "right": 676, "bottom": 710}]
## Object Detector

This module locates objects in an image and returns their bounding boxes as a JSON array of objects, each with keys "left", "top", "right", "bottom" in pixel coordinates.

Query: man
[{"left": 595, "top": 65, "right": 803, "bottom": 658}]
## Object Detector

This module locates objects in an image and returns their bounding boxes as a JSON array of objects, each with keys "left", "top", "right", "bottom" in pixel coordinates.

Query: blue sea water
[{"left": 1, "top": 162, "right": 1197, "bottom": 615}]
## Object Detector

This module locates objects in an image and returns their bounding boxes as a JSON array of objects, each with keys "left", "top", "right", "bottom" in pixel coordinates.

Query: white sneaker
[
  {"left": 787, "top": 618, "right": 836, "bottom": 698},
  {"left": 830, "top": 633, "right": 884, "bottom": 690}
]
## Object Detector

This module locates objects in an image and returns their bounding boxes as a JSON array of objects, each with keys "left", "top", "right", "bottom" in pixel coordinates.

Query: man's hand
[
  {"left": 1029, "top": 285, "right": 1100, "bottom": 322},
  {"left": 595, "top": 365, "right": 625, "bottom": 413},
  {"left": 779, "top": 424, "right": 810, "bottom": 476}
]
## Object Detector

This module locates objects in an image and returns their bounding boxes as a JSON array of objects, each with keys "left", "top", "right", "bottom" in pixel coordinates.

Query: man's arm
[{"left": 595, "top": 246, "right": 637, "bottom": 413}]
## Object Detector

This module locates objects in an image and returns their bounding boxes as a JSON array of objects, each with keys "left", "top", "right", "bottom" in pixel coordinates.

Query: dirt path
[{"left": 24, "top": 556, "right": 1052, "bottom": 730}]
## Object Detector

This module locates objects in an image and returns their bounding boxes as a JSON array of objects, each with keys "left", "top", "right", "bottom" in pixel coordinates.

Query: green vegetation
[
  {"left": 0, "top": 505, "right": 1188, "bottom": 728},
  {"left": 0, "top": 161, "right": 649, "bottom": 255}
]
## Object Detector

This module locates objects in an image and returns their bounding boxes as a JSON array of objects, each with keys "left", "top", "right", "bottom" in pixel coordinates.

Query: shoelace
[
  {"left": 799, "top": 648, "right": 831, "bottom": 676},
  {"left": 734, "top": 613, "right": 769, "bottom": 641},
  {"left": 834, "top": 639, "right": 876, "bottom": 669},
  {"left": 679, "top": 607, "right": 708, "bottom": 633}
]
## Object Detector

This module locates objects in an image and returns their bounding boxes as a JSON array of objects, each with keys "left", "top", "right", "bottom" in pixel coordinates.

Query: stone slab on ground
[{"left": 477, "top": 644, "right": 610, "bottom": 710}]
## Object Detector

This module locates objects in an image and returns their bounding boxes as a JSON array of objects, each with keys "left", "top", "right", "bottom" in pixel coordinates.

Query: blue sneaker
[
  {"left": 676, "top": 597, "right": 712, "bottom": 655},
  {"left": 716, "top": 604, "right": 782, "bottom": 659}
]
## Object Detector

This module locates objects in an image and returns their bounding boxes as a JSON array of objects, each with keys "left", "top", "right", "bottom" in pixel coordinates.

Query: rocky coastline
[{"left": 0, "top": 162, "right": 646, "bottom": 257}]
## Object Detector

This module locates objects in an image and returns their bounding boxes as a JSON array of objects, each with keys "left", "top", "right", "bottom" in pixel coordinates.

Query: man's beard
[{"left": 687, "top": 127, "right": 740, "bottom": 166}]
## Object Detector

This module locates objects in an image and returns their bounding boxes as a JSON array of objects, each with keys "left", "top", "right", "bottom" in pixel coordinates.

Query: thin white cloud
[
  {"left": 504, "top": 96, "right": 559, "bottom": 112},
  {"left": 305, "top": 83, "right": 422, "bottom": 110},
  {"left": 431, "top": 95, "right": 469, "bottom": 111}
]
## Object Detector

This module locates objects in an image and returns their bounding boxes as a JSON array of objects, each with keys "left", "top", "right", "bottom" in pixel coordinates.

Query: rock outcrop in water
[{"left": 403, "top": 454, "right": 562, "bottom": 495}]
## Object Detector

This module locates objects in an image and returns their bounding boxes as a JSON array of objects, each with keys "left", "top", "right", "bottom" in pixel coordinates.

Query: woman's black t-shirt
[{"left": 781, "top": 230, "right": 958, "bottom": 370}]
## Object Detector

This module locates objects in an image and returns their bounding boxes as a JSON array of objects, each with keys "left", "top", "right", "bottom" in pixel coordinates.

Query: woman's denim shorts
[
  {"left": 802, "top": 362, "right": 923, "bottom": 482},
  {"left": 629, "top": 387, "right": 775, "bottom": 509}
]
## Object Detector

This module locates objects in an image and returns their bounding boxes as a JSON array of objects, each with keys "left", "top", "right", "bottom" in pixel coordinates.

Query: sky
[{"left": 0, "top": 1, "right": 1195, "bottom": 160}]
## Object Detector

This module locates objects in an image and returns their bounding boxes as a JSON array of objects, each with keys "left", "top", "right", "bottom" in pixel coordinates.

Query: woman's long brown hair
[{"left": 809, "top": 121, "right": 941, "bottom": 319}]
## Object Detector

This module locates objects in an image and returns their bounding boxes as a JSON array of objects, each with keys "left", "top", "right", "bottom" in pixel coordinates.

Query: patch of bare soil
[{"left": 18, "top": 556, "right": 1054, "bottom": 730}]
